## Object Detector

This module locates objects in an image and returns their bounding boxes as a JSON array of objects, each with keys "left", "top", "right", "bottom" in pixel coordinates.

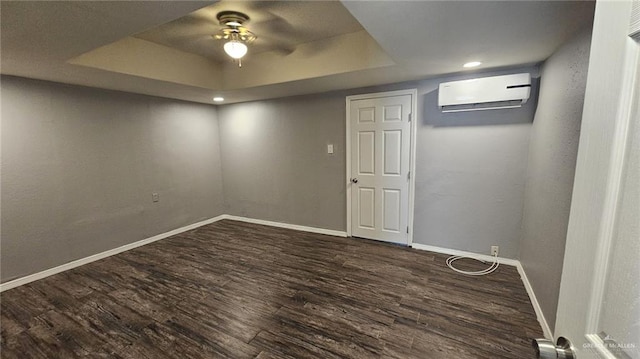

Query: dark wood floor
[{"left": 1, "top": 219, "right": 542, "bottom": 358}]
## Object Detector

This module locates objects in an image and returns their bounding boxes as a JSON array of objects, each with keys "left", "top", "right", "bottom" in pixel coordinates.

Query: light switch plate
[{"left": 327, "top": 144, "right": 334, "bottom": 154}]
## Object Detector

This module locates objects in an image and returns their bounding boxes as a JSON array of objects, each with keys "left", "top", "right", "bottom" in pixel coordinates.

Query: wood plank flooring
[{"left": 1, "top": 220, "right": 543, "bottom": 358}]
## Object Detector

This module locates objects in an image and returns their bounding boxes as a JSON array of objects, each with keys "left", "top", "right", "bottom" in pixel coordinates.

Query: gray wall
[
  {"left": 218, "top": 95, "right": 347, "bottom": 231},
  {"left": 218, "top": 66, "right": 539, "bottom": 258},
  {"left": 518, "top": 28, "right": 592, "bottom": 331},
  {"left": 2, "top": 58, "right": 577, "bottom": 283},
  {"left": 1, "top": 76, "right": 224, "bottom": 282},
  {"left": 412, "top": 70, "right": 537, "bottom": 258}
]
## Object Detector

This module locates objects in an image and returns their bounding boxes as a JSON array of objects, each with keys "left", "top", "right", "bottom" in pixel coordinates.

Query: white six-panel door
[{"left": 348, "top": 94, "right": 413, "bottom": 245}]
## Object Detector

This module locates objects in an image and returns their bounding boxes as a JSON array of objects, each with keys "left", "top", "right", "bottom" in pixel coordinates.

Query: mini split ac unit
[{"left": 438, "top": 73, "right": 532, "bottom": 113}]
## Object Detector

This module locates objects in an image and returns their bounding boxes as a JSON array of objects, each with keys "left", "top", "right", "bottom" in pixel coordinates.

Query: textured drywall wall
[
  {"left": 0, "top": 65, "right": 540, "bottom": 284},
  {"left": 1, "top": 76, "right": 224, "bottom": 282},
  {"left": 518, "top": 27, "right": 592, "bottom": 331},
  {"left": 218, "top": 95, "right": 347, "bottom": 231},
  {"left": 218, "top": 66, "right": 538, "bottom": 258},
  {"left": 412, "top": 70, "right": 537, "bottom": 258}
]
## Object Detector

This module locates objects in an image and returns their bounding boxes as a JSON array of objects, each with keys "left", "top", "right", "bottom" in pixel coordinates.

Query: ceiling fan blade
[{"left": 270, "top": 46, "right": 296, "bottom": 56}]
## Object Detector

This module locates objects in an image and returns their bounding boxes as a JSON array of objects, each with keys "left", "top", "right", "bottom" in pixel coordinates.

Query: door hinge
[
  {"left": 408, "top": 113, "right": 412, "bottom": 122},
  {"left": 407, "top": 171, "right": 411, "bottom": 180},
  {"left": 406, "top": 226, "right": 409, "bottom": 234}
]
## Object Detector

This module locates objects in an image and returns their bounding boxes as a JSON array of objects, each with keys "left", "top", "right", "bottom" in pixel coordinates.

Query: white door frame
[{"left": 345, "top": 89, "right": 418, "bottom": 245}]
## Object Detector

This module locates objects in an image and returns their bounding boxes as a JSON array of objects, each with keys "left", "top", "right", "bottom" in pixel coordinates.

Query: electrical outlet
[
  {"left": 491, "top": 246, "right": 499, "bottom": 256},
  {"left": 152, "top": 192, "right": 159, "bottom": 202}
]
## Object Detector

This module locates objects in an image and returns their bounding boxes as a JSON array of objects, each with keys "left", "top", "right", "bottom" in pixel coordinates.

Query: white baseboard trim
[
  {"left": 223, "top": 215, "right": 348, "bottom": 238},
  {"left": 411, "top": 243, "right": 553, "bottom": 339},
  {"left": 0, "top": 215, "right": 227, "bottom": 292},
  {"left": 1, "top": 214, "right": 347, "bottom": 292},
  {"left": 516, "top": 261, "right": 554, "bottom": 339},
  {"left": 410, "top": 243, "right": 519, "bottom": 266}
]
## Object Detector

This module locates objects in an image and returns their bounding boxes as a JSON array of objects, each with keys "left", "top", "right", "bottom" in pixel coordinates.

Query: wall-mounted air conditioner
[{"left": 438, "top": 73, "right": 532, "bottom": 113}]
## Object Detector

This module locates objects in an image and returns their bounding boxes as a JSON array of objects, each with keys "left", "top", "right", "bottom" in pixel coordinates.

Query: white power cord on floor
[{"left": 446, "top": 253, "right": 499, "bottom": 276}]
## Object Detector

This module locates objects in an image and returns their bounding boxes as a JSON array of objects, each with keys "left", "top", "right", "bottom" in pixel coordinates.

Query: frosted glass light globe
[{"left": 224, "top": 41, "right": 248, "bottom": 59}]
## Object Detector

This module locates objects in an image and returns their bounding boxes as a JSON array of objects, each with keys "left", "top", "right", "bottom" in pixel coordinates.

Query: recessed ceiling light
[
  {"left": 213, "top": 97, "right": 224, "bottom": 102},
  {"left": 463, "top": 61, "right": 482, "bottom": 68}
]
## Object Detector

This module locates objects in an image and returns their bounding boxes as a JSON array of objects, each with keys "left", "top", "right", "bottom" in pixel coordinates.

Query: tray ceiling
[{"left": 0, "top": 1, "right": 595, "bottom": 104}]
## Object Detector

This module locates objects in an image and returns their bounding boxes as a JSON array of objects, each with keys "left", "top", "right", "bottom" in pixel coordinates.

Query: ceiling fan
[{"left": 213, "top": 11, "right": 257, "bottom": 67}]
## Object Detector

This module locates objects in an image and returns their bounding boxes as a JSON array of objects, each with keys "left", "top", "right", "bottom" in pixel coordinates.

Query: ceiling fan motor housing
[{"left": 216, "top": 11, "right": 250, "bottom": 27}]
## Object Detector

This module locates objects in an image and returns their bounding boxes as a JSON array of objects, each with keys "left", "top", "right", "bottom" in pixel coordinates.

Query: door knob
[
  {"left": 533, "top": 337, "right": 576, "bottom": 359},
  {"left": 351, "top": 178, "right": 359, "bottom": 184}
]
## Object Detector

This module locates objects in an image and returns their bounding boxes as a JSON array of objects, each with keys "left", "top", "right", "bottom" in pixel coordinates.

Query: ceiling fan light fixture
[
  {"left": 214, "top": 11, "right": 255, "bottom": 66},
  {"left": 224, "top": 40, "right": 248, "bottom": 59}
]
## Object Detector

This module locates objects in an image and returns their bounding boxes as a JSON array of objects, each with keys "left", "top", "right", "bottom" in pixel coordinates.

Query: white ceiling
[{"left": 0, "top": 1, "right": 595, "bottom": 105}]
